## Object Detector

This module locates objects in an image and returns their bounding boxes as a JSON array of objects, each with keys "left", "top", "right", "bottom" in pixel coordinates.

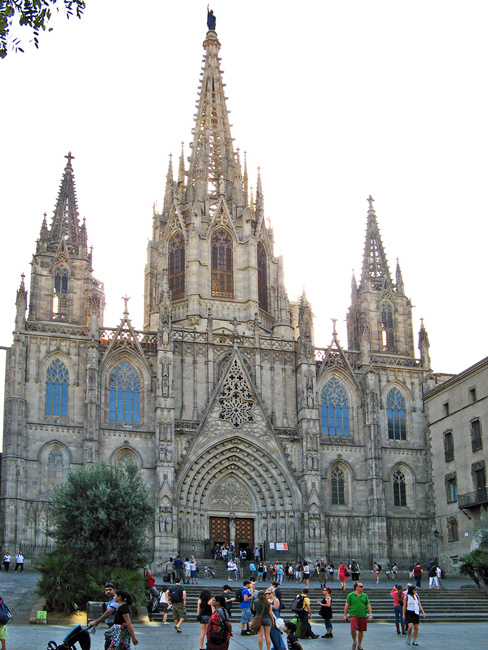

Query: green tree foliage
[
  {"left": 38, "top": 552, "right": 146, "bottom": 613},
  {"left": 459, "top": 512, "right": 488, "bottom": 587},
  {"left": 0, "top": 0, "right": 85, "bottom": 59},
  {"left": 48, "top": 462, "right": 154, "bottom": 568}
]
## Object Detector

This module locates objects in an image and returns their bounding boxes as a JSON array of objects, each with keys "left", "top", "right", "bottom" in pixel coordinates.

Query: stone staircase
[{"left": 151, "top": 582, "right": 488, "bottom": 624}]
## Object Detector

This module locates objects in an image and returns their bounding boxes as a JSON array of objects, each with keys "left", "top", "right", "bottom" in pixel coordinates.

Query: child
[{"left": 283, "top": 621, "right": 304, "bottom": 650}]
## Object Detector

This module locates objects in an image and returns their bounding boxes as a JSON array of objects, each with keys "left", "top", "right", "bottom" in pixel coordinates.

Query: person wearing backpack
[
  {"left": 292, "top": 588, "right": 319, "bottom": 639},
  {"left": 207, "top": 595, "right": 232, "bottom": 650},
  {"left": 239, "top": 579, "right": 255, "bottom": 636},
  {"left": 0, "top": 596, "right": 11, "bottom": 650},
  {"left": 167, "top": 576, "right": 186, "bottom": 634}
]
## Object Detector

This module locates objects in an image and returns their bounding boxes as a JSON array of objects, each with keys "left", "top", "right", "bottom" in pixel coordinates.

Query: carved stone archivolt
[{"left": 209, "top": 477, "right": 253, "bottom": 511}]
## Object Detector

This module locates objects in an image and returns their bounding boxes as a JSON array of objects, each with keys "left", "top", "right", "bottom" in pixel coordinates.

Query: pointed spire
[
  {"left": 163, "top": 154, "right": 174, "bottom": 211},
  {"left": 178, "top": 142, "right": 186, "bottom": 184},
  {"left": 360, "top": 195, "right": 393, "bottom": 291},
  {"left": 249, "top": 187, "right": 255, "bottom": 221},
  {"left": 243, "top": 151, "right": 249, "bottom": 207},
  {"left": 15, "top": 273, "right": 27, "bottom": 330},
  {"left": 186, "top": 26, "right": 235, "bottom": 204},
  {"left": 255, "top": 167, "right": 264, "bottom": 222},
  {"left": 395, "top": 258, "right": 404, "bottom": 293},
  {"left": 48, "top": 152, "right": 82, "bottom": 252},
  {"left": 418, "top": 317, "right": 431, "bottom": 368}
]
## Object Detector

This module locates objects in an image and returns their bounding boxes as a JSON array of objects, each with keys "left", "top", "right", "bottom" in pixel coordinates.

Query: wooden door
[
  {"left": 210, "top": 517, "right": 229, "bottom": 545},
  {"left": 236, "top": 518, "right": 254, "bottom": 552}
]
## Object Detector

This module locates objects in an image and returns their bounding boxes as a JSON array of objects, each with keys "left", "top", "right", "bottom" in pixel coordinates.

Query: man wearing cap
[
  {"left": 88, "top": 582, "right": 119, "bottom": 650},
  {"left": 343, "top": 582, "right": 373, "bottom": 650}
]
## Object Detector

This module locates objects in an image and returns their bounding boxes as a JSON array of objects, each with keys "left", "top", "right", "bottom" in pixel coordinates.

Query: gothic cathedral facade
[{"left": 1, "top": 26, "right": 436, "bottom": 565}]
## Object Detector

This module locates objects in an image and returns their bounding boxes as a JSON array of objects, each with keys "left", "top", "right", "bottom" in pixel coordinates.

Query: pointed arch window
[
  {"left": 257, "top": 241, "right": 268, "bottom": 312},
  {"left": 211, "top": 228, "right": 234, "bottom": 298},
  {"left": 168, "top": 231, "right": 185, "bottom": 300},
  {"left": 45, "top": 358, "right": 69, "bottom": 416},
  {"left": 47, "top": 450, "right": 65, "bottom": 490},
  {"left": 321, "top": 378, "right": 350, "bottom": 437},
  {"left": 387, "top": 387, "right": 407, "bottom": 440},
  {"left": 393, "top": 469, "right": 407, "bottom": 507},
  {"left": 109, "top": 362, "right": 140, "bottom": 424},
  {"left": 381, "top": 302, "right": 394, "bottom": 351},
  {"left": 53, "top": 265, "right": 69, "bottom": 319},
  {"left": 331, "top": 466, "right": 346, "bottom": 505}
]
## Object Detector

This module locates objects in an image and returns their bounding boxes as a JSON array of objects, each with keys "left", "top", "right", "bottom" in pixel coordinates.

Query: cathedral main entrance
[{"left": 209, "top": 516, "right": 254, "bottom": 553}]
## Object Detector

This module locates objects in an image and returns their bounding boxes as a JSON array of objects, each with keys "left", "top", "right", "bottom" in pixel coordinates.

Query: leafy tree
[
  {"left": 48, "top": 462, "right": 154, "bottom": 568},
  {"left": 459, "top": 512, "right": 488, "bottom": 587},
  {"left": 0, "top": 0, "right": 85, "bottom": 59}
]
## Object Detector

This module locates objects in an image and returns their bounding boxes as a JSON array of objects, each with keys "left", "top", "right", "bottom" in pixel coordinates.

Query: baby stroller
[
  {"left": 204, "top": 565, "right": 216, "bottom": 579},
  {"left": 47, "top": 625, "right": 91, "bottom": 650}
]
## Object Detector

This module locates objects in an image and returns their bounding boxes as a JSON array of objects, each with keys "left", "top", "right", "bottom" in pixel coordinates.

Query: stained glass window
[
  {"left": 169, "top": 231, "right": 185, "bottom": 300},
  {"left": 53, "top": 266, "right": 69, "bottom": 318},
  {"left": 331, "top": 467, "right": 345, "bottom": 505},
  {"left": 321, "top": 378, "right": 350, "bottom": 436},
  {"left": 387, "top": 388, "right": 406, "bottom": 440},
  {"left": 109, "top": 362, "right": 140, "bottom": 424},
  {"left": 45, "top": 358, "right": 69, "bottom": 416},
  {"left": 257, "top": 241, "right": 268, "bottom": 312},
  {"left": 211, "top": 228, "right": 233, "bottom": 298},
  {"left": 393, "top": 469, "right": 407, "bottom": 507},
  {"left": 381, "top": 302, "right": 394, "bottom": 351}
]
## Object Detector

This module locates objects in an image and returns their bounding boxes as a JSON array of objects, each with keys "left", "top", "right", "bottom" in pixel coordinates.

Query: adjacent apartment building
[{"left": 425, "top": 356, "right": 488, "bottom": 573}]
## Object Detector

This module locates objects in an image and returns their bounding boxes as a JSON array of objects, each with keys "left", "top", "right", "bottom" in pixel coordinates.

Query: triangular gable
[
  {"left": 317, "top": 336, "right": 361, "bottom": 392},
  {"left": 207, "top": 197, "right": 238, "bottom": 240},
  {"left": 50, "top": 239, "right": 71, "bottom": 271},
  {"left": 181, "top": 347, "right": 290, "bottom": 463},
  {"left": 164, "top": 204, "right": 187, "bottom": 241},
  {"left": 103, "top": 315, "right": 149, "bottom": 368}
]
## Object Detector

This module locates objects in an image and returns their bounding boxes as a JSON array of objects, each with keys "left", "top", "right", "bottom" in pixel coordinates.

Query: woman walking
[
  {"left": 253, "top": 590, "right": 274, "bottom": 650},
  {"left": 317, "top": 586, "right": 333, "bottom": 638},
  {"left": 197, "top": 589, "right": 213, "bottom": 650},
  {"left": 266, "top": 587, "right": 285, "bottom": 650},
  {"left": 338, "top": 561, "right": 348, "bottom": 591},
  {"left": 190, "top": 554, "right": 199, "bottom": 585},
  {"left": 390, "top": 584, "right": 406, "bottom": 635},
  {"left": 105, "top": 589, "right": 138, "bottom": 649},
  {"left": 403, "top": 585, "right": 426, "bottom": 646},
  {"left": 207, "top": 595, "right": 232, "bottom": 650}
]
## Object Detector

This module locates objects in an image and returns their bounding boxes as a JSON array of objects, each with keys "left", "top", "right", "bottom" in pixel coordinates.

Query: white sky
[{"left": 1, "top": 0, "right": 487, "bottom": 442}]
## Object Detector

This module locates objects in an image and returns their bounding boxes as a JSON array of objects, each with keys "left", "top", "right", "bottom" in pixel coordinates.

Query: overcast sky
[{"left": 1, "top": 1, "right": 487, "bottom": 441}]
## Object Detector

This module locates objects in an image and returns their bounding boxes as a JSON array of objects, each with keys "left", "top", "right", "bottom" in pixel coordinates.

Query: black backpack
[
  {"left": 0, "top": 599, "right": 12, "bottom": 625},
  {"left": 291, "top": 594, "right": 304, "bottom": 613},
  {"left": 235, "top": 587, "right": 244, "bottom": 603}
]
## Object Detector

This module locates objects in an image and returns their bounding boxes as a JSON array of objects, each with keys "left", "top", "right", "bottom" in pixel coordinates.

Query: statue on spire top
[{"left": 207, "top": 6, "right": 216, "bottom": 31}]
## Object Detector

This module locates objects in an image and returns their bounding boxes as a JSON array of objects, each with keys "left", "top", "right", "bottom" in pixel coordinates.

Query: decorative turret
[
  {"left": 418, "top": 318, "right": 431, "bottom": 369},
  {"left": 15, "top": 274, "right": 27, "bottom": 331},
  {"left": 347, "top": 196, "right": 415, "bottom": 358}
]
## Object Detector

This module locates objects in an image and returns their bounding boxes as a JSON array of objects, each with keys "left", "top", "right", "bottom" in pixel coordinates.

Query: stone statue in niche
[
  {"left": 307, "top": 452, "right": 313, "bottom": 471},
  {"left": 165, "top": 513, "right": 173, "bottom": 534},
  {"left": 161, "top": 357, "right": 170, "bottom": 397}
]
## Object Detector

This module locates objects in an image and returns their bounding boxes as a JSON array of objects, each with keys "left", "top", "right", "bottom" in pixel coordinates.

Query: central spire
[
  {"left": 186, "top": 21, "right": 236, "bottom": 207},
  {"left": 360, "top": 195, "right": 393, "bottom": 291}
]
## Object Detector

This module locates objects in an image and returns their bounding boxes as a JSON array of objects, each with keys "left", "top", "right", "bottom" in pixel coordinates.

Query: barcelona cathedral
[{"left": 1, "top": 17, "right": 439, "bottom": 567}]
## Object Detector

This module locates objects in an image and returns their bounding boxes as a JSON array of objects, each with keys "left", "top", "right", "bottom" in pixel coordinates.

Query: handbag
[{"left": 250, "top": 613, "right": 262, "bottom": 631}]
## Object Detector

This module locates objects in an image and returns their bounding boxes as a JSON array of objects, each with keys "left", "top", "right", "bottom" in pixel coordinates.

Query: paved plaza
[{"left": 3, "top": 620, "right": 487, "bottom": 650}]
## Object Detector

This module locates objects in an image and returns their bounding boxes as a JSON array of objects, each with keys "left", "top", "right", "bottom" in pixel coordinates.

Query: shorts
[
  {"left": 159, "top": 602, "right": 169, "bottom": 612},
  {"left": 350, "top": 616, "right": 367, "bottom": 631},
  {"left": 200, "top": 614, "right": 210, "bottom": 624},
  {"left": 405, "top": 611, "right": 420, "bottom": 625},
  {"left": 240, "top": 607, "right": 253, "bottom": 624},
  {"left": 0, "top": 625, "right": 8, "bottom": 640},
  {"left": 191, "top": 570, "right": 198, "bottom": 578},
  {"left": 172, "top": 603, "right": 186, "bottom": 621}
]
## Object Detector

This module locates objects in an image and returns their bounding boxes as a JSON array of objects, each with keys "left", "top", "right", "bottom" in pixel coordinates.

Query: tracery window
[
  {"left": 45, "top": 358, "right": 69, "bottom": 417},
  {"left": 211, "top": 228, "right": 234, "bottom": 298},
  {"left": 47, "top": 450, "right": 65, "bottom": 490},
  {"left": 381, "top": 302, "right": 394, "bottom": 351},
  {"left": 168, "top": 231, "right": 185, "bottom": 300},
  {"left": 114, "top": 449, "right": 137, "bottom": 468},
  {"left": 53, "top": 265, "right": 69, "bottom": 319},
  {"left": 321, "top": 378, "right": 350, "bottom": 437},
  {"left": 331, "top": 467, "right": 346, "bottom": 505},
  {"left": 109, "top": 362, "right": 140, "bottom": 424},
  {"left": 393, "top": 469, "right": 407, "bottom": 507},
  {"left": 257, "top": 241, "right": 268, "bottom": 312},
  {"left": 387, "top": 388, "right": 406, "bottom": 440}
]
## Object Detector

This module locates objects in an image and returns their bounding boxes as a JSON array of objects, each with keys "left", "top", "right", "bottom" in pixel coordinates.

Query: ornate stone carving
[
  {"left": 210, "top": 477, "right": 252, "bottom": 511},
  {"left": 218, "top": 358, "right": 254, "bottom": 428}
]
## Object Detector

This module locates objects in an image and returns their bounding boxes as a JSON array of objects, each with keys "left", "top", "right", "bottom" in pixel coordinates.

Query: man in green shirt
[{"left": 343, "top": 582, "right": 373, "bottom": 650}]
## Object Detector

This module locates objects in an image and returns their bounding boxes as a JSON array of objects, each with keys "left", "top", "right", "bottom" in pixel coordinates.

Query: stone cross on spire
[
  {"left": 367, "top": 194, "right": 375, "bottom": 210},
  {"left": 122, "top": 295, "right": 131, "bottom": 316},
  {"left": 65, "top": 151, "right": 75, "bottom": 167}
]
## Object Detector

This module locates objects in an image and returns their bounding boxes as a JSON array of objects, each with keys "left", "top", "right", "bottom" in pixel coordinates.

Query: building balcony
[{"left": 458, "top": 487, "right": 488, "bottom": 509}]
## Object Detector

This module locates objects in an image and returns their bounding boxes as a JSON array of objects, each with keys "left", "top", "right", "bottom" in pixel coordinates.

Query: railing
[{"left": 458, "top": 487, "right": 488, "bottom": 509}]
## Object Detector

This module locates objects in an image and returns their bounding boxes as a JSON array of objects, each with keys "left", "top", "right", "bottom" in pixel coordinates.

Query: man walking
[
  {"left": 168, "top": 576, "right": 186, "bottom": 633},
  {"left": 350, "top": 559, "right": 360, "bottom": 584},
  {"left": 173, "top": 555, "right": 185, "bottom": 583},
  {"left": 296, "top": 587, "right": 319, "bottom": 639},
  {"left": 88, "top": 582, "right": 120, "bottom": 650},
  {"left": 14, "top": 552, "right": 24, "bottom": 572},
  {"left": 343, "top": 582, "right": 373, "bottom": 650},
  {"left": 239, "top": 579, "right": 254, "bottom": 636}
]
